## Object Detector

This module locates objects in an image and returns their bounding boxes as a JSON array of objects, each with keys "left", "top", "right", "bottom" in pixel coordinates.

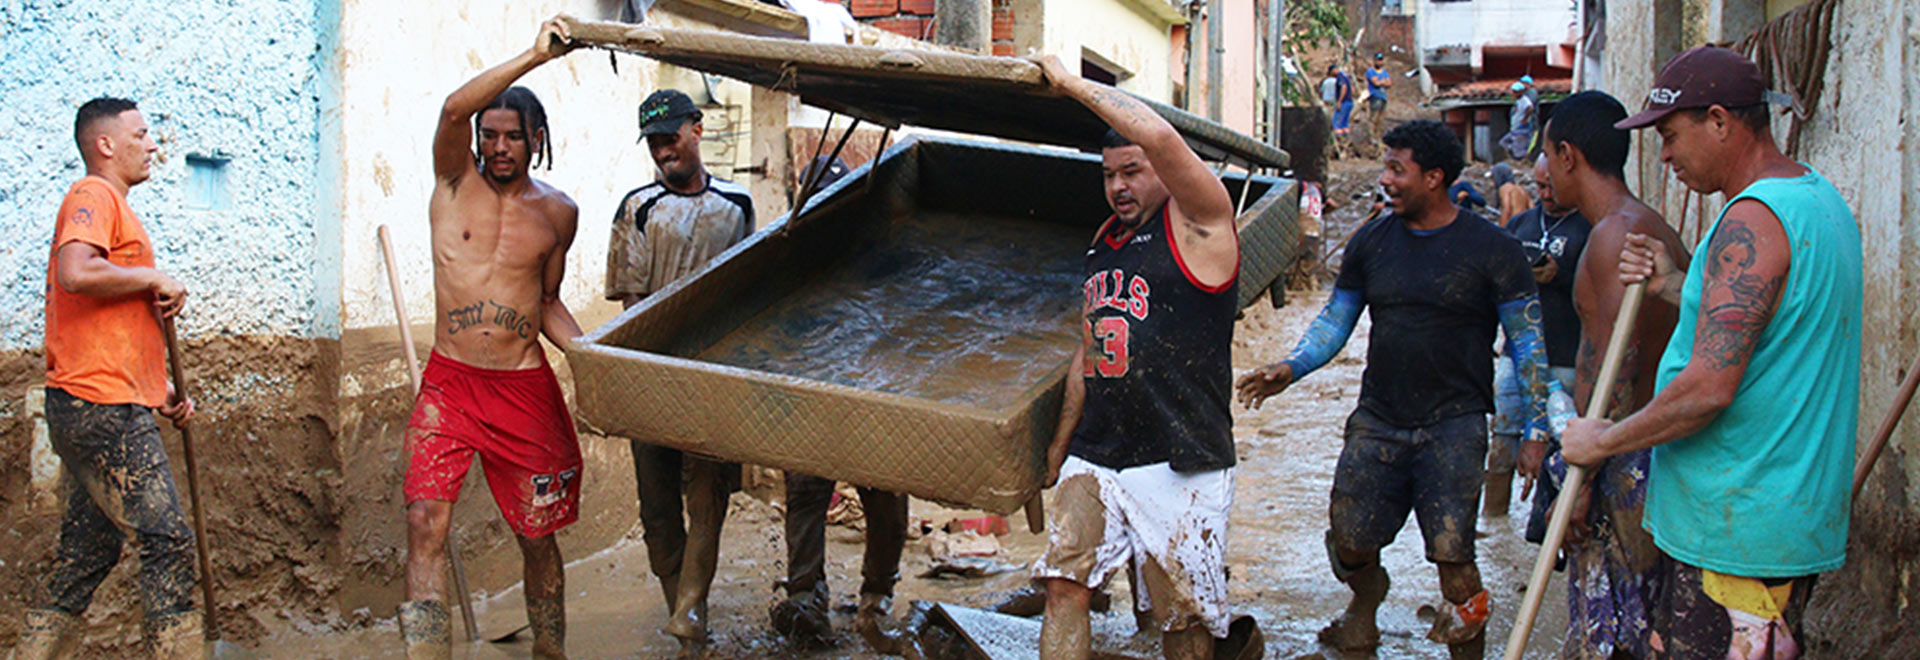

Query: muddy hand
[
  {"left": 1031, "top": 55, "right": 1073, "bottom": 95},
  {"left": 159, "top": 394, "right": 195, "bottom": 427},
  {"left": 1233, "top": 362, "right": 1294, "bottom": 410},
  {"left": 1531, "top": 256, "right": 1557, "bottom": 284},
  {"left": 534, "top": 14, "right": 578, "bottom": 61},
  {"left": 151, "top": 273, "right": 187, "bottom": 318},
  {"left": 1566, "top": 482, "right": 1594, "bottom": 545},
  {"left": 1515, "top": 440, "right": 1547, "bottom": 480}
]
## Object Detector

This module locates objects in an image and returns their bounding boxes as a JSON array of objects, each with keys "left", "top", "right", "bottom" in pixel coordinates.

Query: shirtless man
[
  {"left": 399, "top": 17, "right": 585, "bottom": 660},
  {"left": 1538, "top": 89, "right": 1690, "bottom": 659}
]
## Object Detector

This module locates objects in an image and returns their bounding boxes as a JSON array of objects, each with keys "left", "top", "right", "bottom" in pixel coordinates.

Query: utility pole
[
  {"left": 1207, "top": 0, "right": 1224, "bottom": 121},
  {"left": 1268, "top": 0, "right": 1285, "bottom": 148}
]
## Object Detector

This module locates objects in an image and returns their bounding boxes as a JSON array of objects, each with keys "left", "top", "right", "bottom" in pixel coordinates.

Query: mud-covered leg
[
  {"left": 1041, "top": 577, "right": 1093, "bottom": 660},
  {"left": 1319, "top": 532, "right": 1388, "bottom": 651},
  {"left": 855, "top": 487, "right": 911, "bottom": 652},
  {"left": 519, "top": 534, "right": 567, "bottom": 660},
  {"left": 1483, "top": 434, "right": 1518, "bottom": 518},
  {"left": 11, "top": 609, "right": 81, "bottom": 660},
  {"left": 771, "top": 472, "right": 832, "bottom": 643},
  {"left": 1431, "top": 562, "right": 1488, "bottom": 660},
  {"left": 402, "top": 500, "right": 454, "bottom": 660}
]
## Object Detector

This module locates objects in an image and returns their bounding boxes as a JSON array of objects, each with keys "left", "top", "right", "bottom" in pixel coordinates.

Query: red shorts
[{"left": 404, "top": 351, "right": 582, "bottom": 538}]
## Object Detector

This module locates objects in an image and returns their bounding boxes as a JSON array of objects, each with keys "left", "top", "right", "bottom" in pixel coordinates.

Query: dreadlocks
[{"left": 473, "top": 86, "right": 552, "bottom": 172}]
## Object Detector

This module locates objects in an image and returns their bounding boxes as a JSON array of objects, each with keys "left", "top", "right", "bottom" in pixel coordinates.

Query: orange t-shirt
[{"left": 44, "top": 176, "right": 168, "bottom": 407}]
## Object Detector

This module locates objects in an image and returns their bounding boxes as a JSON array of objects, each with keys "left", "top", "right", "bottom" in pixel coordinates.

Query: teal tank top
[{"left": 1644, "top": 167, "right": 1861, "bottom": 577}]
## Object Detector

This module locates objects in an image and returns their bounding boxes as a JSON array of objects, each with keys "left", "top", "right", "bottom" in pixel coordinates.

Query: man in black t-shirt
[
  {"left": 1238, "top": 121, "right": 1556, "bottom": 659},
  {"left": 1486, "top": 154, "right": 1589, "bottom": 518}
]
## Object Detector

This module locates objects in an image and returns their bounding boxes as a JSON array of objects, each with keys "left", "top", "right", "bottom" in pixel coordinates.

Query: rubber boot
[
  {"left": 1483, "top": 468, "right": 1514, "bottom": 518},
  {"left": 665, "top": 465, "right": 725, "bottom": 646},
  {"left": 10, "top": 609, "right": 80, "bottom": 660},
  {"left": 146, "top": 611, "right": 208, "bottom": 660},
  {"left": 527, "top": 596, "right": 567, "bottom": 660},
  {"left": 398, "top": 600, "right": 452, "bottom": 660}
]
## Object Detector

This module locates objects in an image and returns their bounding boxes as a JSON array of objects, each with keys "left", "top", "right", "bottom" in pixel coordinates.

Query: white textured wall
[
  {"left": 0, "top": 1, "right": 333, "bottom": 348},
  {"left": 1045, "top": 0, "right": 1174, "bottom": 102},
  {"left": 1417, "top": 0, "right": 1579, "bottom": 68},
  {"left": 336, "top": 1, "right": 681, "bottom": 332}
]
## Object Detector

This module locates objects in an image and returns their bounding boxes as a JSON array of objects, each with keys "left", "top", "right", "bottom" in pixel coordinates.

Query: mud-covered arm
[
  {"left": 1564, "top": 203, "right": 1789, "bottom": 466},
  {"left": 1282, "top": 288, "right": 1364, "bottom": 380},
  {"left": 541, "top": 198, "right": 585, "bottom": 346},
  {"left": 1499, "top": 296, "right": 1552, "bottom": 444},
  {"left": 1047, "top": 338, "right": 1089, "bottom": 487}
]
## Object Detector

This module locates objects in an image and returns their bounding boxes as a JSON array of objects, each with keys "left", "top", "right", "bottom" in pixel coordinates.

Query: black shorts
[{"left": 1328, "top": 408, "right": 1487, "bottom": 563}]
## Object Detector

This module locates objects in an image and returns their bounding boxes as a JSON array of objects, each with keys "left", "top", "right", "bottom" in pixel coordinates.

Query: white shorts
[{"left": 1030, "top": 455, "right": 1235, "bottom": 637}]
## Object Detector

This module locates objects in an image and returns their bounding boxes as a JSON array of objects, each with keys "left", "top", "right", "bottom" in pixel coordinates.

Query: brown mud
[{"left": 246, "top": 284, "right": 1571, "bottom": 659}]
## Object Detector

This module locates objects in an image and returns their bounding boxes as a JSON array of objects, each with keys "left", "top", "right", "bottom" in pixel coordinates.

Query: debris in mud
[
  {"left": 919, "top": 557, "right": 1022, "bottom": 580},
  {"left": 925, "top": 529, "right": 1003, "bottom": 559}
]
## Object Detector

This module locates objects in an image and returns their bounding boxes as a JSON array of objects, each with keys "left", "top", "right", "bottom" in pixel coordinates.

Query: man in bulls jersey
[
  {"left": 1029, "top": 56, "right": 1250, "bottom": 660},
  {"left": 1237, "top": 120, "right": 1555, "bottom": 659}
]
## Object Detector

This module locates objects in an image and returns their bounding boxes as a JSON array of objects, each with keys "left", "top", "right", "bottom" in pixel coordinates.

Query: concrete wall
[
  {"left": 1605, "top": 0, "right": 1920, "bottom": 652},
  {"left": 1416, "top": 0, "right": 1579, "bottom": 70},
  {"left": 1045, "top": 0, "right": 1176, "bottom": 101},
  {"left": 0, "top": 0, "right": 335, "bottom": 349},
  {"left": 335, "top": 0, "right": 657, "bottom": 336},
  {"left": 1220, "top": 0, "right": 1258, "bottom": 136}
]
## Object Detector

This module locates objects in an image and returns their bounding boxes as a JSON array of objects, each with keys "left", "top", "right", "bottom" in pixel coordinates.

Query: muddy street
[{"left": 254, "top": 277, "right": 1567, "bottom": 659}]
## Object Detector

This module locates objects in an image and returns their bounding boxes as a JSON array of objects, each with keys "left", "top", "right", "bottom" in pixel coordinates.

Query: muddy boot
[
  {"left": 11, "top": 609, "right": 80, "bottom": 660},
  {"left": 856, "top": 593, "right": 913, "bottom": 655},
  {"left": 665, "top": 466, "right": 725, "bottom": 645},
  {"left": 527, "top": 597, "right": 567, "bottom": 660},
  {"left": 398, "top": 600, "right": 452, "bottom": 660},
  {"left": 146, "top": 611, "right": 207, "bottom": 660},
  {"left": 769, "top": 581, "right": 831, "bottom": 645},
  {"left": 1482, "top": 468, "right": 1513, "bottom": 518},
  {"left": 1318, "top": 538, "right": 1387, "bottom": 652},
  {"left": 1214, "top": 615, "right": 1265, "bottom": 660}
]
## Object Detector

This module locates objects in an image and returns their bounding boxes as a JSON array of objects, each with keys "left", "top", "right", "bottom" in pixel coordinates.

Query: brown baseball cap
[{"left": 1615, "top": 46, "right": 1774, "bottom": 130}]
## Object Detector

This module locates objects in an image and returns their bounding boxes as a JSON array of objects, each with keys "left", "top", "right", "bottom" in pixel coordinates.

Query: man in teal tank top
[{"left": 1561, "top": 46, "right": 1860, "bottom": 658}]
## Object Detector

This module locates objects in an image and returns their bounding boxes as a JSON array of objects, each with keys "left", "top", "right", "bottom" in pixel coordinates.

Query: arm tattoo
[
  {"left": 1499, "top": 296, "right": 1552, "bottom": 439},
  {"left": 1282, "top": 288, "right": 1364, "bottom": 380},
  {"left": 1699, "top": 221, "right": 1782, "bottom": 369}
]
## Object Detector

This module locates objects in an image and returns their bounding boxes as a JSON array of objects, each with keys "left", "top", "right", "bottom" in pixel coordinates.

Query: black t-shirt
[
  {"left": 1505, "top": 204, "right": 1591, "bottom": 367},
  {"left": 1335, "top": 208, "right": 1537, "bottom": 427}
]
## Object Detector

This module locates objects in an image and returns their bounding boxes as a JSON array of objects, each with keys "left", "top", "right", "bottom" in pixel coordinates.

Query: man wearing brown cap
[{"left": 1562, "top": 46, "right": 1860, "bottom": 658}]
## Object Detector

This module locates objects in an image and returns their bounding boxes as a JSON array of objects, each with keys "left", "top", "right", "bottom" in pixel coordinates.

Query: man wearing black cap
[
  {"left": 1563, "top": 46, "right": 1861, "bottom": 658},
  {"left": 606, "top": 88, "right": 754, "bottom": 651},
  {"left": 1365, "top": 53, "right": 1392, "bottom": 143}
]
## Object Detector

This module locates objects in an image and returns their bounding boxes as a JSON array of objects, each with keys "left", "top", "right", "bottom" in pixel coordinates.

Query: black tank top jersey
[{"left": 1069, "top": 205, "right": 1239, "bottom": 472}]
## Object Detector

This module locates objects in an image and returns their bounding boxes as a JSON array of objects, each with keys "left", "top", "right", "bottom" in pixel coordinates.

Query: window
[{"left": 186, "top": 154, "right": 231, "bottom": 211}]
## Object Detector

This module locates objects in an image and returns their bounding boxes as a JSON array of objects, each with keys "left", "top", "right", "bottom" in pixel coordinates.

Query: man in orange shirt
[{"left": 15, "top": 97, "right": 200, "bottom": 659}]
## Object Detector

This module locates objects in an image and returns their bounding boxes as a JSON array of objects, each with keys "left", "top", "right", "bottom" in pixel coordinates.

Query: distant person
[
  {"left": 1238, "top": 120, "right": 1555, "bottom": 659},
  {"left": 1331, "top": 64, "right": 1356, "bottom": 145},
  {"left": 14, "top": 96, "right": 202, "bottom": 660},
  {"left": 1501, "top": 81, "right": 1537, "bottom": 161},
  {"left": 1484, "top": 154, "right": 1588, "bottom": 521},
  {"left": 607, "top": 88, "right": 755, "bottom": 653},
  {"left": 1450, "top": 178, "right": 1487, "bottom": 212},
  {"left": 1034, "top": 54, "right": 1258, "bottom": 660},
  {"left": 1563, "top": 46, "right": 1861, "bottom": 660},
  {"left": 1491, "top": 162, "right": 1530, "bottom": 226},
  {"left": 400, "top": 17, "right": 587, "bottom": 660},
  {"left": 1365, "top": 53, "right": 1392, "bottom": 141}
]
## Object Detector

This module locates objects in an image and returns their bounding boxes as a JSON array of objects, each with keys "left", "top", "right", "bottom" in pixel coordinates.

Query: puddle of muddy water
[{"left": 694, "top": 211, "right": 1085, "bottom": 410}]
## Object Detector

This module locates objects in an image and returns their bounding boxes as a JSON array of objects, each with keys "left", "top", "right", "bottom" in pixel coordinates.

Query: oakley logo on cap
[{"left": 1649, "top": 88, "right": 1684, "bottom": 105}]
